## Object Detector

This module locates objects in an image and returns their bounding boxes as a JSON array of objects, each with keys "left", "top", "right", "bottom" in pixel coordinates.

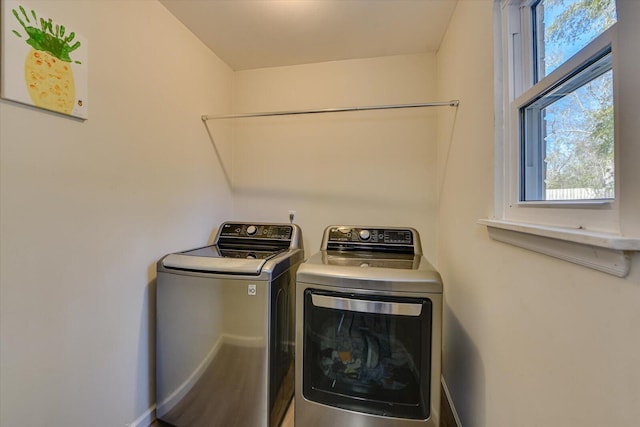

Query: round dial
[
  {"left": 246, "top": 225, "right": 257, "bottom": 235},
  {"left": 359, "top": 229, "right": 371, "bottom": 240}
]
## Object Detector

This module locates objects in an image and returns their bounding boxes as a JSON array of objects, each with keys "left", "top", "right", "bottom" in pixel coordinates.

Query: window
[
  {"left": 486, "top": 0, "right": 640, "bottom": 276},
  {"left": 516, "top": 0, "right": 617, "bottom": 203},
  {"left": 499, "top": 0, "right": 620, "bottom": 229}
]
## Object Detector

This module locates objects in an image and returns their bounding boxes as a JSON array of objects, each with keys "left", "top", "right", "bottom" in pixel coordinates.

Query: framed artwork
[{"left": 1, "top": 0, "right": 88, "bottom": 119}]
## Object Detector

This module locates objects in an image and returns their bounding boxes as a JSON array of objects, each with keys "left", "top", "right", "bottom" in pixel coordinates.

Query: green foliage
[
  {"left": 12, "top": 5, "right": 81, "bottom": 63},
  {"left": 547, "top": 0, "right": 616, "bottom": 44}
]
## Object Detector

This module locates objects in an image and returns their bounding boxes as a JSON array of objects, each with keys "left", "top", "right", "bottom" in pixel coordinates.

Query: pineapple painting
[{"left": 1, "top": 0, "right": 88, "bottom": 119}]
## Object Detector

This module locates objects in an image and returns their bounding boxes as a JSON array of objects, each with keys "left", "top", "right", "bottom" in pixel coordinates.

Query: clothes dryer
[{"left": 295, "top": 225, "right": 442, "bottom": 427}]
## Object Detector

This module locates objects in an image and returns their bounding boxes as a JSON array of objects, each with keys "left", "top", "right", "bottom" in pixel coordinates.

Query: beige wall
[
  {"left": 0, "top": 1, "right": 233, "bottom": 426},
  {"left": 436, "top": 1, "right": 640, "bottom": 426},
  {"left": 231, "top": 54, "right": 442, "bottom": 260},
  {"left": 2, "top": 1, "right": 639, "bottom": 426}
]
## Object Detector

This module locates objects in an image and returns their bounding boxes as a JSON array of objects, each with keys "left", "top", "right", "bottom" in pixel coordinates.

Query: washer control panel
[
  {"left": 219, "top": 223, "right": 293, "bottom": 240},
  {"left": 327, "top": 226, "right": 413, "bottom": 246}
]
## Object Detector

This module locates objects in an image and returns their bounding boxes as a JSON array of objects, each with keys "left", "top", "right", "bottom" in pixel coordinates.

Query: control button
[
  {"left": 359, "top": 229, "right": 371, "bottom": 240},
  {"left": 246, "top": 225, "right": 257, "bottom": 235}
]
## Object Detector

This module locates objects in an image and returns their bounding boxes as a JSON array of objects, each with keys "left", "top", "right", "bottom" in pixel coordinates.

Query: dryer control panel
[{"left": 324, "top": 226, "right": 419, "bottom": 254}]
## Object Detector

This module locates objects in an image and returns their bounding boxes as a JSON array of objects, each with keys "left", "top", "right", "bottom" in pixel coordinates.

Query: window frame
[{"left": 500, "top": 0, "right": 619, "bottom": 231}]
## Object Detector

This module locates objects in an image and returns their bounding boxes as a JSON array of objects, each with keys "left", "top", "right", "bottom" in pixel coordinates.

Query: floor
[
  {"left": 440, "top": 385, "right": 458, "bottom": 427},
  {"left": 151, "top": 385, "right": 458, "bottom": 426},
  {"left": 155, "top": 344, "right": 270, "bottom": 426}
]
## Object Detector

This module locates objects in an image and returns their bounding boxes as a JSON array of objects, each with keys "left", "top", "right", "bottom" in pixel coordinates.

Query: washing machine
[
  {"left": 295, "top": 225, "right": 442, "bottom": 427},
  {"left": 156, "top": 222, "right": 303, "bottom": 427}
]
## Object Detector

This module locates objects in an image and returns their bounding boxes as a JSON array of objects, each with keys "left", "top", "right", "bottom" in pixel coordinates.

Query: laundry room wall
[
  {"left": 0, "top": 1, "right": 233, "bottom": 426},
  {"left": 230, "top": 54, "right": 443, "bottom": 261},
  {"left": 436, "top": 1, "right": 640, "bottom": 426}
]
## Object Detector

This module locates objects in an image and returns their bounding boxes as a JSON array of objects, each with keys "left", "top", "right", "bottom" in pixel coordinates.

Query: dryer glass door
[{"left": 302, "top": 289, "right": 432, "bottom": 420}]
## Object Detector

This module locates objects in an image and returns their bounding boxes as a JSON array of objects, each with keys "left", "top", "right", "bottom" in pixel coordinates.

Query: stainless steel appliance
[
  {"left": 295, "top": 226, "right": 442, "bottom": 427},
  {"left": 156, "top": 222, "right": 304, "bottom": 427}
]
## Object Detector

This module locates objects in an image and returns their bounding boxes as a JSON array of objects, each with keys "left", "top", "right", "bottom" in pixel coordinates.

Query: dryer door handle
[{"left": 311, "top": 294, "right": 423, "bottom": 316}]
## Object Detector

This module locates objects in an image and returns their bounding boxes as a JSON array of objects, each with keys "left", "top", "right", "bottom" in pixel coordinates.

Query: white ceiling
[{"left": 160, "top": 0, "right": 458, "bottom": 71}]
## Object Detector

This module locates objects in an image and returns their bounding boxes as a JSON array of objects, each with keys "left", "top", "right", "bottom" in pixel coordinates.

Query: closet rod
[{"left": 201, "top": 100, "right": 459, "bottom": 121}]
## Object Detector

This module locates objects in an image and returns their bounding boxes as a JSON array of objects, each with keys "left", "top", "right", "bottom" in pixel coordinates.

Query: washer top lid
[
  {"left": 160, "top": 222, "right": 303, "bottom": 275},
  {"left": 161, "top": 252, "right": 272, "bottom": 275}
]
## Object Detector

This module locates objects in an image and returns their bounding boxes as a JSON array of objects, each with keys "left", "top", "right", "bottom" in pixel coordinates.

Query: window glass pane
[
  {"left": 534, "top": 0, "right": 616, "bottom": 79},
  {"left": 544, "top": 70, "right": 614, "bottom": 200},
  {"left": 522, "top": 61, "right": 614, "bottom": 201}
]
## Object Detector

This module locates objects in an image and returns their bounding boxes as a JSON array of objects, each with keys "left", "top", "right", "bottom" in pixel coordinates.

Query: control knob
[
  {"left": 359, "top": 229, "right": 371, "bottom": 240},
  {"left": 246, "top": 225, "right": 257, "bottom": 236}
]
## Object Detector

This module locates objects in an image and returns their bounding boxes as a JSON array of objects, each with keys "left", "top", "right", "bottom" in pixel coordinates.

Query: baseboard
[
  {"left": 441, "top": 376, "right": 462, "bottom": 427},
  {"left": 127, "top": 404, "right": 156, "bottom": 427}
]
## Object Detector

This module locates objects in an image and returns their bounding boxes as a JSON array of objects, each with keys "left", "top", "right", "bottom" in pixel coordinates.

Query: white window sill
[{"left": 478, "top": 219, "right": 640, "bottom": 277}]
